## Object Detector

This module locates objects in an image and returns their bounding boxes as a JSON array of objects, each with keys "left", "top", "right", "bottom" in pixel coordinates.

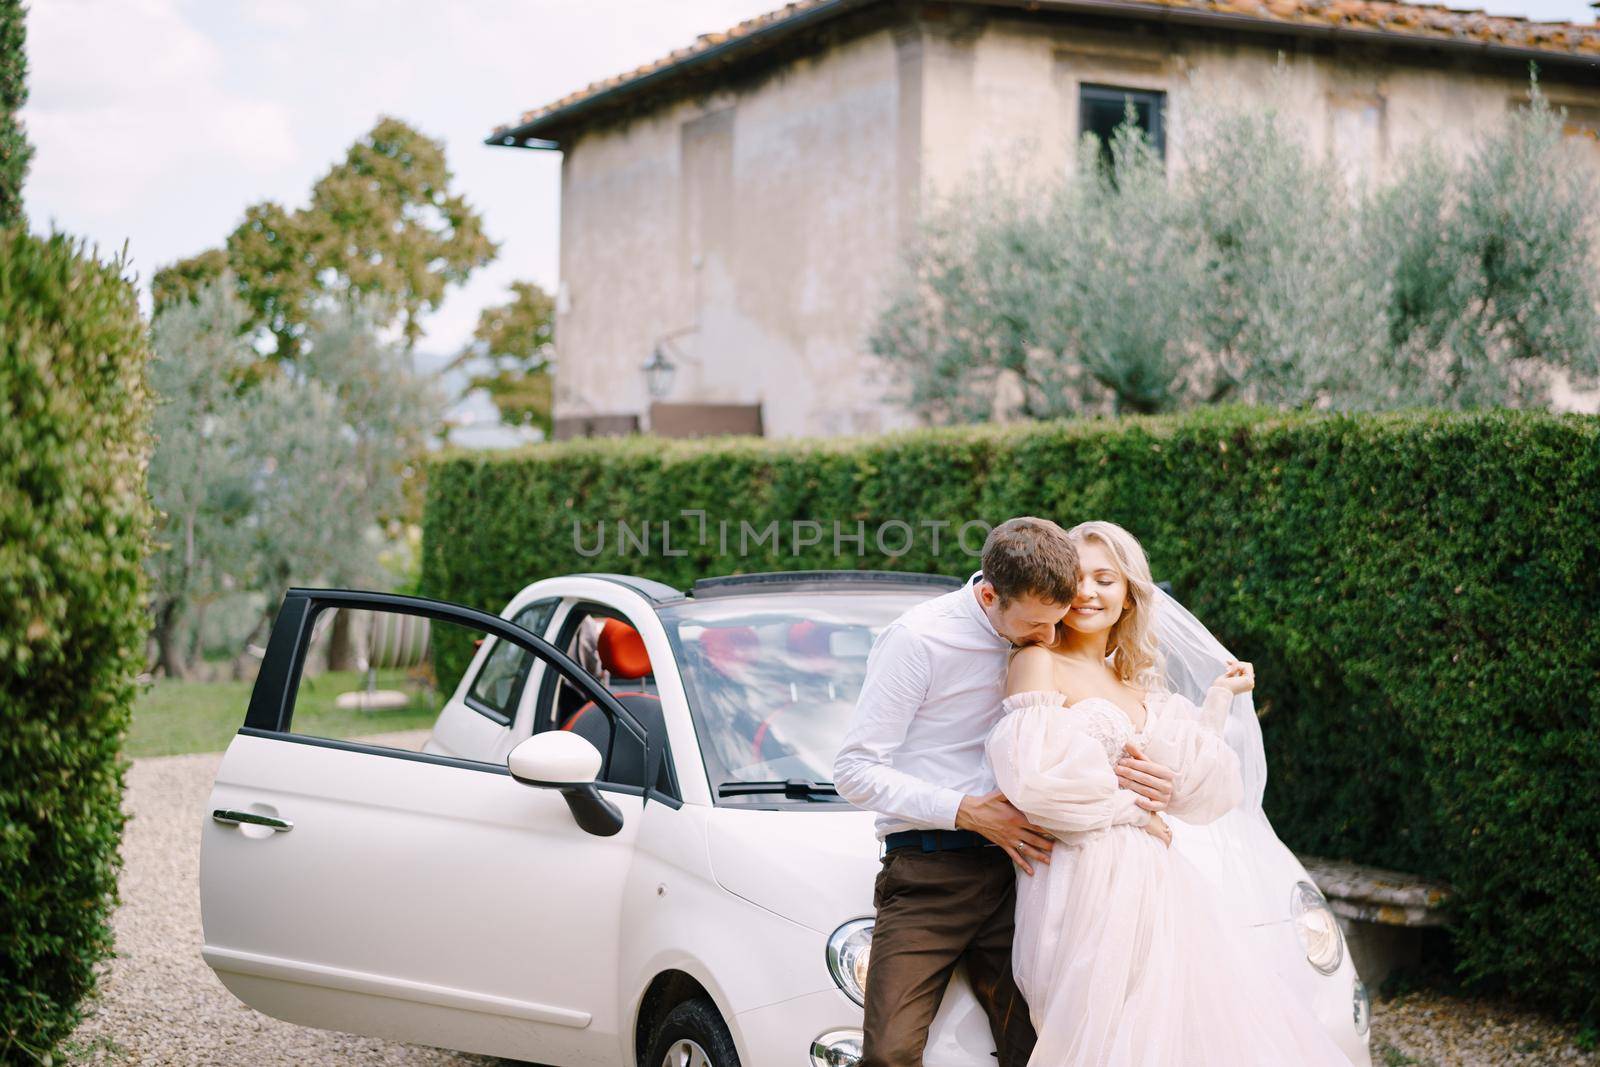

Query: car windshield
[{"left": 657, "top": 590, "right": 939, "bottom": 806}]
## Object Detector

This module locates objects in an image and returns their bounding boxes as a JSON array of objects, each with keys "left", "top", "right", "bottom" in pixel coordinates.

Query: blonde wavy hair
[{"left": 1063, "top": 520, "right": 1164, "bottom": 692}]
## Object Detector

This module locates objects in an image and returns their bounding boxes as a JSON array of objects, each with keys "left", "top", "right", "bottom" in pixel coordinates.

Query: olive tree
[
  {"left": 871, "top": 86, "right": 1598, "bottom": 423},
  {"left": 146, "top": 283, "right": 442, "bottom": 677},
  {"left": 147, "top": 282, "right": 259, "bottom": 677},
  {"left": 871, "top": 124, "right": 1204, "bottom": 420},
  {"left": 1359, "top": 88, "right": 1600, "bottom": 409},
  {"left": 1178, "top": 109, "right": 1384, "bottom": 409}
]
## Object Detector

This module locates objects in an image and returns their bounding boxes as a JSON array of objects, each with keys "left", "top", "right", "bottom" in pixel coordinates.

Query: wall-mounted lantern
[{"left": 642, "top": 344, "right": 677, "bottom": 399}]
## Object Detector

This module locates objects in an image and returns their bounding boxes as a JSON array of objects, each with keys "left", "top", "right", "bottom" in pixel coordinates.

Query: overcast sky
[{"left": 21, "top": 0, "right": 1596, "bottom": 438}]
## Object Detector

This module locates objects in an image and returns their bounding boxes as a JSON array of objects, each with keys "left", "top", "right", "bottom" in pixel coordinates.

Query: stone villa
[{"left": 488, "top": 0, "right": 1600, "bottom": 440}]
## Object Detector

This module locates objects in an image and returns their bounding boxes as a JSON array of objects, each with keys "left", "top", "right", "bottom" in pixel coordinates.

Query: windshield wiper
[{"left": 717, "top": 778, "right": 842, "bottom": 800}]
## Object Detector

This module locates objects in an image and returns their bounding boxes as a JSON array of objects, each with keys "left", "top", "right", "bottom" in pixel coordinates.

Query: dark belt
[{"left": 884, "top": 828, "right": 996, "bottom": 853}]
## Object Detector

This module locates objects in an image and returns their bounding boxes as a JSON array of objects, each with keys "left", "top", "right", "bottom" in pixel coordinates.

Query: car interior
[
  {"left": 540, "top": 605, "right": 673, "bottom": 797},
  {"left": 462, "top": 599, "right": 560, "bottom": 725},
  {"left": 672, "top": 615, "right": 873, "bottom": 787}
]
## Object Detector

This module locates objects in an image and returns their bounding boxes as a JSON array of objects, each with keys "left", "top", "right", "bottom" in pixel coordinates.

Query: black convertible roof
[
  {"left": 691, "top": 569, "right": 964, "bottom": 599},
  {"left": 571, "top": 573, "right": 687, "bottom": 603}
]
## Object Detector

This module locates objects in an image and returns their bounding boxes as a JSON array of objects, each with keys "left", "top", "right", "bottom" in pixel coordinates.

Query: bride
[{"left": 985, "top": 520, "right": 1350, "bottom": 1066}]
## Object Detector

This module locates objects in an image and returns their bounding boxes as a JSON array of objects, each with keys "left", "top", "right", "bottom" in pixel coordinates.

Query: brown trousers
[{"left": 860, "top": 845, "right": 1037, "bottom": 1067}]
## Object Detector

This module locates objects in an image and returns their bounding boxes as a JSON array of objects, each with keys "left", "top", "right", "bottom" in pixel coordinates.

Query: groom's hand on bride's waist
[
  {"left": 956, "top": 791, "right": 1055, "bottom": 875},
  {"left": 1116, "top": 741, "right": 1176, "bottom": 812}
]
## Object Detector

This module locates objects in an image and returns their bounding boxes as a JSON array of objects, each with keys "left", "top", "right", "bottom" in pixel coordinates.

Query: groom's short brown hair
[{"left": 981, "top": 517, "right": 1079, "bottom": 606}]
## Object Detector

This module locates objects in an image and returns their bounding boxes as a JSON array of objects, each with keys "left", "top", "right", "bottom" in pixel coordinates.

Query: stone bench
[{"left": 1296, "top": 855, "right": 1453, "bottom": 987}]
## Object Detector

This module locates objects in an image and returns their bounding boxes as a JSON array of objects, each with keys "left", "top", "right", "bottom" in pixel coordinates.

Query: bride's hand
[
  {"left": 1116, "top": 742, "right": 1175, "bottom": 811},
  {"left": 1141, "top": 812, "right": 1172, "bottom": 848},
  {"left": 1213, "top": 658, "right": 1255, "bottom": 695}
]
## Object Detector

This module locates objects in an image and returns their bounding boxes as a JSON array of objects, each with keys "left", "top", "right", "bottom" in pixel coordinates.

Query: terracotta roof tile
[{"left": 491, "top": 0, "right": 1599, "bottom": 140}]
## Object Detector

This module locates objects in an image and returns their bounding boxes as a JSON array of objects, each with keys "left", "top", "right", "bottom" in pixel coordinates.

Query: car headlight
[
  {"left": 1352, "top": 978, "right": 1371, "bottom": 1036},
  {"left": 810, "top": 1030, "right": 863, "bottom": 1067},
  {"left": 1290, "top": 881, "right": 1344, "bottom": 975},
  {"left": 827, "top": 919, "right": 873, "bottom": 1006}
]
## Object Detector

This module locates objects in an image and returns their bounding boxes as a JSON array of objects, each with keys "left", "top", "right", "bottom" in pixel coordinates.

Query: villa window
[{"left": 1079, "top": 83, "right": 1167, "bottom": 163}]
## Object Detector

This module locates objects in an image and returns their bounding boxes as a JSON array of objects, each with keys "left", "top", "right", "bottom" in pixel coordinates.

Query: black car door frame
[{"left": 242, "top": 588, "right": 672, "bottom": 809}]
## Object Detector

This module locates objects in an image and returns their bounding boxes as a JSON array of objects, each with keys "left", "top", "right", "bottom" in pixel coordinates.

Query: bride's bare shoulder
[{"left": 1005, "top": 644, "right": 1059, "bottom": 697}]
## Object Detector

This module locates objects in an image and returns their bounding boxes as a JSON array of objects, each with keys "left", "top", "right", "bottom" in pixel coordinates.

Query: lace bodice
[
  {"left": 1000, "top": 691, "right": 1152, "bottom": 766},
  {"left": 984, "top": 686, "right": 1244, "bottom": 837}
]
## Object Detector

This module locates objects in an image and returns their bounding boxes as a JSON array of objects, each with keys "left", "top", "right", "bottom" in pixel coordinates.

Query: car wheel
[{"left": 644, "top": 997, "right": 741, "bottom": 1067}]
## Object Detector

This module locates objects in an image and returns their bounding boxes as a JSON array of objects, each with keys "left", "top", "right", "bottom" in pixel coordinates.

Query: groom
[{"left": 834, "top": 516, "right": 1177, "bottom": 1067}]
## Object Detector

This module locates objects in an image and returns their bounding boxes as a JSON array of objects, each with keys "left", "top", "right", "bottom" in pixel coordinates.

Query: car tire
[{"left": 643, "top": 997, "right": 742, "bottom": 1067}]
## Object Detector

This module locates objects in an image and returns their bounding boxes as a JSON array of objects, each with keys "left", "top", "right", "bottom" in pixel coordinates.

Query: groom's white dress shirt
[{"left": 834, "top": 570, "right": 1013, "bottom": 841}]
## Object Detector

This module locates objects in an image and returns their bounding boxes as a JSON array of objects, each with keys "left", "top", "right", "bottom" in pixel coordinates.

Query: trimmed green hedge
[
  {"left": 423, "top": 406, "right": 1600, "bottom": 1019},
  {"left": 1, "top": 230, "right": 153, "bottom": 1062}
]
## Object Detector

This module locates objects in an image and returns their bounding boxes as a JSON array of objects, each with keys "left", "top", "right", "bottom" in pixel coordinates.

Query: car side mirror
[{"left": 508, "top": 733, "right": 624, "bottom": 837}]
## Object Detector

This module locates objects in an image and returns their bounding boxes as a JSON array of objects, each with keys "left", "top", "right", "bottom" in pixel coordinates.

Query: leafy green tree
[
  {"left": 307, "top": 118, "right": 498, "bottom": 348},
  {"left": 148, "top": 247, "right": 229, "bottom": 315},
  {"left": 0, "top": 0, "right": 31, "bottom": 227},
  {"left": 154, "top": 117, "right": 498, "bottom": 360},
  {"left": 449, "top": 279, "right": 556, "bottom": 435},
  {"left": 217, "top": 201, "right": 318, "bottom": 361}
]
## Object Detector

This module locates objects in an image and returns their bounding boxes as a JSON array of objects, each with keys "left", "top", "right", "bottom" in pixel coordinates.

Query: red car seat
[
  {"left": 596, "top": 616, "right": 651, "bottom": 680},
  {"left": 561, "top": 618, "right": 665, "bottom": 791}
]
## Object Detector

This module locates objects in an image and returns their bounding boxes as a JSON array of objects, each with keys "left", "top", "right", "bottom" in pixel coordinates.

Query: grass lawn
[{"left": 127, "top": 668, "right": 442, "bottom": 758}]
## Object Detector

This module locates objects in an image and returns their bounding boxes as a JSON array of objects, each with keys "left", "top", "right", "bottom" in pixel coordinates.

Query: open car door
[{"left": 199, "top": 589, "right": 667, "bottom": 1063}]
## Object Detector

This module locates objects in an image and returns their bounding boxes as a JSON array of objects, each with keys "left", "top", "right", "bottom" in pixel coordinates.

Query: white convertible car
[{"left": 200, "top": 570, "right": 1371, "bottom": 1067}]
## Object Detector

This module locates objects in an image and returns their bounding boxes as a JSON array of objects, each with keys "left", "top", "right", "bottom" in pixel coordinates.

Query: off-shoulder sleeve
[
  {"left": 1144, "top": 711, "right": 1243, "bottom": 825},
  {"left": 998, "top": 689, "right": 1067, "bottom": 716},
  {"left": 1161, "top": 684, "right": 1235, "bottom": 734},
  {"left": 986, "top": 691, "right": 1147, "bottom": 835}
]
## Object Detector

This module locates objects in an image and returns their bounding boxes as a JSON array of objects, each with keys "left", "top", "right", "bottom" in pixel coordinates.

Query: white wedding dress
[{"left": 986, "top": 685, "right": 1351, "bottom": 1066}]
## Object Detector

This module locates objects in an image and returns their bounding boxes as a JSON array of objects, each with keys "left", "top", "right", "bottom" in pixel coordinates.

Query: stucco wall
[
  {"left": 918, "top": 11, "right": 1600, "bottom": 194},
  {"left": 556, "top": 28, "right": 920, "bottom": 439},
  {"left": 552, "top": 12, "right": 1600, "bottom": 436}
]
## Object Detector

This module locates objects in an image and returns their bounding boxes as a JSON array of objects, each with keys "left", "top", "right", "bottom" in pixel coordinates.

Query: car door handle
[{"left": 212, "top": 809, "right": 293, "bottom": 832}]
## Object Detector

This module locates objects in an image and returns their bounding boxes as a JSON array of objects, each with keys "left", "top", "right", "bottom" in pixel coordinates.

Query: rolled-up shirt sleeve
[{"left": 833, "top": 623, "right": 966, "bottom": 830}]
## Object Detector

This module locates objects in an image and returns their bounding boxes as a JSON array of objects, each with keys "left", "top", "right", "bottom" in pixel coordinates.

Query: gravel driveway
[
  {"left": 1371, "top": 992, "right": 1597, "bottom": 1066},
  {"left": 66, "top": 740, "right": 1598, "bottom": 1066}
]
